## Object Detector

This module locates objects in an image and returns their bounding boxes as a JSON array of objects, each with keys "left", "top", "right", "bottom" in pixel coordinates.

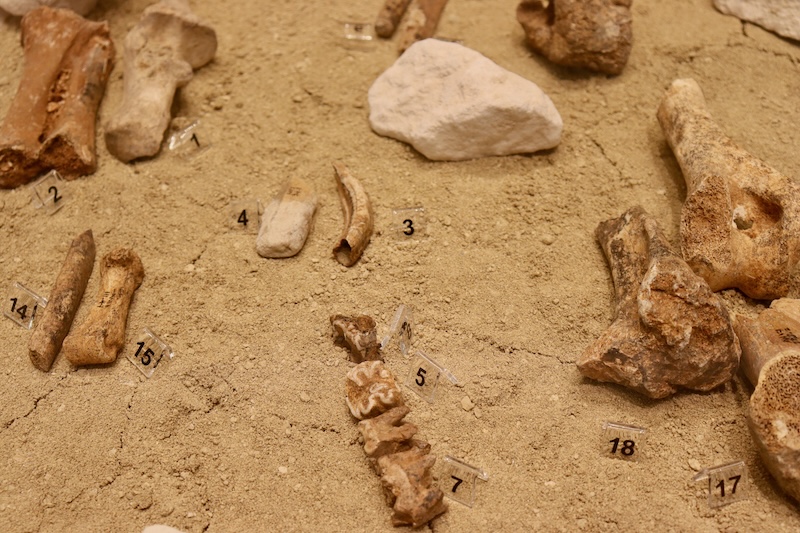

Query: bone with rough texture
[
  {"left": 377, "top": 443, "right": 448, "bottom": 528},
  {"left": 28, "top": 230, "right": 95, "bottom": 372},
  {"left": 104, "top": 0, "right": 217, "bottom": 163},
  {"left": 332, "top": 314, "right": 381, "bottom": 363},
  {"left": 0, "top": 0, "right": 96, "bottom": 16},
  {"left": 714, "top": 0, "right": 800, "bottom": 41},
  {"left": 734, "top": 299, "right": 800, "bottom": 504},
  {"left": 375, "top": 0, "right": 412, "bottom": 38},
  {"left": 397, "top": 0, "right": 449, "bottom": 52},
  {"left": 578, "top": 206, "right": 741, "bottom": 399},
  {"left": 61, "top": 248, "right": 144, "bottom": 366},
  {"left": 0, "top": 7, "right": 113, "bottom": 189},
  {"left": 332, "top": 162, "right": 373, "bottom": 267},
  {"left": 358, "top": 406, "right": 419, "bottom": 458},
  {"left": 345, "top": 360, "right": 404, "bottom": 420},
  {"left": 256, "top": 177, "right": 317, "bottom": 258},
  {"left": 516, "top": 0, "right": 633, "bottom": 75},
  {"left": 658, "top": 78, "right": 800, "bottom": 300}
]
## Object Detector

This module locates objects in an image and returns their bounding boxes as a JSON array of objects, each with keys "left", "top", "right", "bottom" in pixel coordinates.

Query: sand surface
[{"left": 1, "top": 0, "right": 799, "bottom": 531}]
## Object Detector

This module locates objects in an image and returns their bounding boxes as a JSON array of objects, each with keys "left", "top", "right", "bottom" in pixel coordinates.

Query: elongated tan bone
[
  {"left": 578, "top": 206, "right": 740, "bottom": 399},
  {"left": 398, "top": 0, "right": 449, "bottom": 52},
  {"left": 0, "top": 0, "right": 97, "bottom": 16},
  {"left": 61, "top": 248, "right": 144, "bottom": 366},
  {"left": 345, "top": 360, "right": 404, "bottom": 419},
  {"left": 658, "top": 78, "right": 800, "bottom": 300},
  {"left": 375, "top": 0, "right": 412, "bottom": 38},
  {"left": 332, "top": 162, "right": 373, "bottom": 267},
  {"left": 734, "top": 299, "right": 800, "bottom": 503},
  {"left": 0, "top": 7, "right": 113, "bottom": 188},
  {"left": 104, "top": 0, "right": 217, "bottom": 162},
  {"left": 28, "top": 229, "right": 95, "bottom": 371}
]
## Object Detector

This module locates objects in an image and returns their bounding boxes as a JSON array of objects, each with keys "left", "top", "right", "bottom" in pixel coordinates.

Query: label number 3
[{"left": 403, "top": 219, "right": 414, "bottom": 236}]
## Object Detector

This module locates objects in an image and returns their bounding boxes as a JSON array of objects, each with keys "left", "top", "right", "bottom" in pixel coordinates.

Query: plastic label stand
[
  {"left": 342, "top": 22, "right": 374, "bottom": 41},
  {"left": 602, "top": 421, "right": 647, "bottom": 461},
  {"left": 441, "top": 455, "right": 488, "bottom": 507},
  {"left": 228, "top": 198, "right": 262, "bottom": 234},
  {"left": 30, "top": 170, "right": 67, "bottom": 215},
  {"left": 4, "top": 282, "right": 47, "bottom": 329},
  {"left": 167, "top": 120, "right": 211, "bottom": 158},
  {"left": 693, "top": 460, "right": 748, "bottom": 508},
  {"left": 127, "top": 327, "right": 174, "bottom": 378},
  {"left": 381, "top": 304, "right": 413, "bottom": 355},
  {"left": 404, "top": 350, "right": 457, "bottom": 403},
  {"left": 391, "top": 207, "right": 426, "bottom": 239}
]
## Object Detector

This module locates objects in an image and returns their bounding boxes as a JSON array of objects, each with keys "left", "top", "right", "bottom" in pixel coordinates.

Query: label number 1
[
  {"left": 609, "top": 437, "right": 635, "bottom": 456},
  {"left": 135, "top": 342, "right": 155, "bottom": 366},
  {"left": 716, "top": 475, "right": 741, "bottom": 498}
]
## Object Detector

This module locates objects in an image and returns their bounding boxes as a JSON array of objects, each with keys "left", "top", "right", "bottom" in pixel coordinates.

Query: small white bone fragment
[
  {"left": 332, "top": 314, "right": 381, "bottom": 362},
  {"left": 256, "top": 177, "right": 317, "bottom": 258},
  {"left": 714, "top": 0, "right": 800, "bottom": 41},
  {"left": 332, "top": 162, "right": 373, "bottom": 267},
  {"left": 657, "top": 78, "right": 800, "bottom": 300},
  {"left": 734, "top": 299, "right": 800, "bottom": 503},
  {"left": 62, "top": 248, "right": 144, "bottom": 366},
  {"left": 345, "top": 360, "right": 405, "bottom": 420},
  {"left": 0, "top": 0, "right": 96, "bottom": 16},
  {"left": 0, "top": 7, "right": 114, "bottom": 188},
  {"left": 104, "top": 0, "right": 217, "bottom": 162},
  {"left": 358, "top": 406, "right": 419, "bottom": 458}
]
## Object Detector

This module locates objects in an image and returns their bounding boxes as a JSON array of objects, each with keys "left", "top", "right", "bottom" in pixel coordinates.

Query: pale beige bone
[
  {"left": 578, "top": 206, "right": 741, "bottom": 399},
  {"left": 28, "top": 230, "right": 95, "bottom": 371},
  {"left": 657, "top": 78, "right": 800, "bottom": 300},
  {"left": 398, "top": 0, "right": 449, "bottom": 52},
  {"left": 345, "top": 360, "right": 404, "bottom": 420},
  {"left": 0, "top": 0, "right": 97, "bottom": 16},
  {"left": 375, "top": 0, "right": 412, "bottom": 38},
  {"left": 104, "top": 0, "right": 217, "bottom": 162},
  {"left": 734, "top": 299, "right": 800, "bottom": 503},
  {"left": 377, "top": 443, "right": 448, "bottom": 528},
  {"left": 62, "top": 248, "right": 144, "bottom": 366},
  {"left": 358, "top": 405, "right": 418, "bottom": 458},
  {"left": 332, "top": 162, "right": 373, "bottom": 266},
  {"left": 332, "top": 314, "right": 381, "bottom": 363},
  {"left": 256, "top": 177, "right": 318, "bottom": 258},
  {"left": 0, "top": 7, "right": 113, "bottom": 189}
]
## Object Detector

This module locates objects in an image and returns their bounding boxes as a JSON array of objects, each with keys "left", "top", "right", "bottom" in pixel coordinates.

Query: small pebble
[
  {"left": 278, "top": 466, "right": 288, "bottom": 475},
  {"left": 541, "top": 234, "right": 556, "bottom": 245},
  {"left": 300, "top": 392, "right": 310, "bottom": 402},
  {"left": 688, "top": 458, "right": 702, "bottom": 471},
  {"left": 460, "top": 396, "right": 475, "bottom": 411}
]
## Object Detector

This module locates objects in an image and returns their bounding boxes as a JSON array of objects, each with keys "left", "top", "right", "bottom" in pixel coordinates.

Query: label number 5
[{"left": 415, "top": 367, "right": 426, "bottom": 386}]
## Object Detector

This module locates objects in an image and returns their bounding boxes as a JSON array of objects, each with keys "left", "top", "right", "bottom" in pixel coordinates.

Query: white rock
[
  {"left": 714, "top": 0, "right": 800, "bottom": 40},
  {"left": 256, "top": 177, "right": 317, "bottom": 258},
  {"left": 0, "top": 0, "right": 97, "bottom": 16},
  {"left": 142, "top": 526, "right": 187, "bottom": 533},
  {"left": 368, "top": 38, "right": 562, "bottom": 161}
]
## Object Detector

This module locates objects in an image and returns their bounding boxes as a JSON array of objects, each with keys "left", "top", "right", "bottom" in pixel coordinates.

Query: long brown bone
[
  {"left": 0, "top": 7, "right": 114, "bottom": 188},
  {"left": 332, "top": 162, "right": 373, "bottom": 267},
  {"left": 375, "top": 0, "right": 412, "bottom": 38},
  {"left": 578, "top": 206, "right": 740, "bottom": 399},
  {"left": 397, "top": 0, "right": 449, "bottom": 52},
  {"left": 734, "top": 299, "right": 800, "bottom": 503},
  {"left": 657, "top": 78, "right": 800, "bottom": 300}
]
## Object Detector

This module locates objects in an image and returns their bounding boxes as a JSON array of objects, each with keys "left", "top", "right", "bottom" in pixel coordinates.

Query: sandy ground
[{"left": 1, "top": 0, "right": 799, "bottom": 531}]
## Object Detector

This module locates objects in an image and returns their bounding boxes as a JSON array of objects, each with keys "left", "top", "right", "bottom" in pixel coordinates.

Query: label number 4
[
  {"left": 135, "top": 342, "right": 156, "bottom": 366},
  {"left": 716, "top": 475, "right": 741, "bottom": 498},
  {"left": 237, "top": 210, "right": 248, "bottom": 227}
]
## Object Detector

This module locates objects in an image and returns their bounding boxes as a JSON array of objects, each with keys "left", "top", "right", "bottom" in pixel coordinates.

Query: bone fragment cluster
[
  {"left": 657, "top": 78, "right": 800, "bottom": 300},
  {"left": 345, "top": 360, "right": 404, "bottom": 420},
  {"left": 516, "top": 0, "right": 633, "bottom": 75},
  {"left": 0, "top": 7, "right": 113, "bottom": 188},
  {"left": 578, "top": 206, "right": 740, "bottom": 399},
  {"left": 256, "top": 177, "right": 317, "bottom": 258},
  {"left": 104, "top": 0, "right": 217, "bottom": 162},
  {"left": 332, "top": 314, "right": 382, "bottom": 363}
]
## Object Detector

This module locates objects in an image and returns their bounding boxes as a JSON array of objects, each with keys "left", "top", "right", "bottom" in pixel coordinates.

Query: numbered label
[
  {"left": 228, "top": 198, "right": 262, "bottom": 234},
  {"left": 391, "top": 207, "right": 426, "bottom": 240},
  {"left": 404, "top": 350, "right": 457, "bottom": 403},
  {"left": 127, "top": 327, "right": 174, "bottom": 378},
  {"left": 4, "top": 282, "right": 47, "bottom": 329},
  {"left": 30, "top": 170, "right": 67, "bottom": 214},
  {"left": 602, "top": 422, "right": 647, "bottom": 462},
  {"left": 380, "top": 304, "right": 413, "bottom": 355},
  {"left": 342, "top": 21, "right": 374, "bottom": 41},
  {"left": 693, "top": 461, "right": 748, "bottom": 508},
  {"left": 167, "top": 120, "right": 211, "bottom": 158},
  {"left": 441, "top": 455, "right": 488, "bottom": 508}
]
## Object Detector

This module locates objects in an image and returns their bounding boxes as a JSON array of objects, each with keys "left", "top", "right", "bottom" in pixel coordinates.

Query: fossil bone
[
  {"left": 61, "top": 248, "right": 144, "bottom": 366},
  {"left": 345, "top": 360, "right": 404, "bottom": 420},
  {"left": 0, "top": 0, "right": 97, "bottom": 16},
  {"left": 375, "top": 0, "right": 412, "bottom": 38},
  {"left": 358, "top": 406, "right": 419, "bottom": 458},
  {"left": 516, "top": 0, "right": 633, "bottom": 75},
  {"left": 256, "top": 177, "right": 318, "bottom": 258},
  {"left": 398, "top": 0, "right": 449, "bottom": 52},
  {"left": 332, "top": 314, "right": 381, "bottom": 363},
  {"left": 734, "top": 299, "right": 800, "bottom": 503},
  {"left": 104, "top": 0, "right": 217, "bottom": 162},
  {"left": 28, "top": 229, "right": 95, "bottom": 371},
  {"left": 578, "top": 206, "right": 741, "bottom": 399},
  {"left": 332, "top": 162, "right": 373, "bottom": 267},
  {"left": 377, "top": 443, "right": 448, "bottom": 527},
  {"left": 657, "top": 78, "right": 800, "bottom": 300},
  {"left": 0, "top": 7, "right": 113, "bottom": 189}
]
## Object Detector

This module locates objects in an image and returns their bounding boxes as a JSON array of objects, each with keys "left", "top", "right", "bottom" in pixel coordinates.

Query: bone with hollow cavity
[
  {"left": 104, "top": 0, "right": 217, "bottom": 163},
  {"left": 358, "top": 405, "right": 419, "bottom": 458},
  {"left": 345, "top": 360, "right": 404, "bottom": 420},
  {"left": 0, "top": 7, "right": 113, "bottom": 188},
  {"left": 734, "top": 299, "right": 800, "bottom": 504},
  {"left": 397, "top": 0, "right": 449, "bottom": 52},
  {"left": 256, "top": 177, "right": 317, "bottom": 258},
  {"left": 332, "top": 162, "right": 373, "bottom": 267},
  {"left": 657, "top": 78, "right": 800, "bottom": 300},
  {"left": 375, "top": 0, "right": 412, "bottom": 38},
  {"left": 0, "top": 0, "right": 96, "bottom": 16},
  {"left": 28, "top": 230, "right": 95, "bottom": 372},
  {"left": 578, "top": 206, "right": 741, "bottom": 399},
  {"left": 332, "top": 314, "right": 381, "bottom": 363}
]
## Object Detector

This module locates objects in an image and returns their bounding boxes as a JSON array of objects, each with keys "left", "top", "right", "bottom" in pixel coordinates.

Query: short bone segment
[
  {"left": 62, "top": 248, "right": 144, "bottom": 366},
  {"left": 578, "top": 206, "right": 740, "bottom": 399},
  {"left": 0, "top": 7, "right": 114, "bottom": 188},
  {"left": 658, "top": 78, "right": 800, "bottom": 300},
  {"left": 104, "top": 0, "right": 217, "bottom": 162}
]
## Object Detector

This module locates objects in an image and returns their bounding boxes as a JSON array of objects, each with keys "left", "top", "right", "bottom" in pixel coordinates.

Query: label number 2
[
  {"left": 415, "top": 367, "right": 426, "bottom": 386},
  {"left": 402, "top": 219, "right": 414, "bottom": 236},
  {"left": 48, "top": 186, "right": 61, "bottom": 204},
  {"left": 716, "top": 475, "right": 741, "bottom": 498},
  {"left": 609, "top": 438, "right": 635, "bottom": 456},
  {"left": 237, "top": 210, "right": 248, "bottom": 227},
  {"left": 135, "top": 342, "right": 155, "bottom": 366}
]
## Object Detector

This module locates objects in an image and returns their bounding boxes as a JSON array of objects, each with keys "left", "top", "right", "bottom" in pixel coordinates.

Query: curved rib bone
[{"left": 332, "top": 162, "right": 373, "bottom": 267}]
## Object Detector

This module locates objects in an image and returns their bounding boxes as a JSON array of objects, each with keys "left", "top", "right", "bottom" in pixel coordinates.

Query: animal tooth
[{"left": 332, "top": 162, "right": 374, "bottom": 267}]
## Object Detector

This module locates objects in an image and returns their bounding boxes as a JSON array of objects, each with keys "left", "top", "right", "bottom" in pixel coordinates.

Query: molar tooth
[{"left": 332, "top": 162, "right": 373, "bottom": 267}]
